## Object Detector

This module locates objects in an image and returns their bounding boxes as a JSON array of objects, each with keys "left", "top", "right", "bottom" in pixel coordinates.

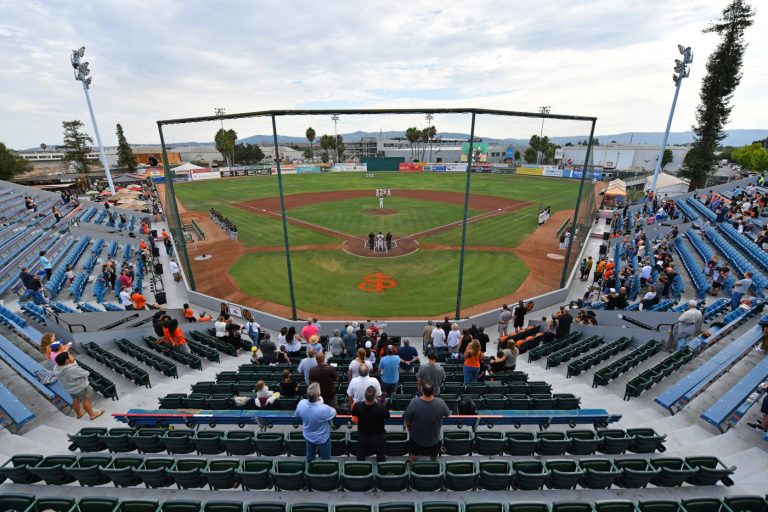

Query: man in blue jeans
[
  {"left": 378, "top": 345, "right": 400, "bottom": 396},
  {"left": 731, "top": 272, "right": 753, "bottom": 310},
  {"left": 294, "top": 382, "right": 337, "bottom": 462}
]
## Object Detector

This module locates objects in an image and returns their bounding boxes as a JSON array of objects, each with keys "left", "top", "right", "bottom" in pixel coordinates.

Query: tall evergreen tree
[
  {"left": 678, "top": 0, "right": 754, "bottom": 189},
  {"left": 115, "top": 123, "right": 137, "bottom": 172},
  {"left": 61, "top": 120, "right": 94, "bottom": 174},
  {"left": 0, "top": 142, "right": 32, "bottom": 180}
]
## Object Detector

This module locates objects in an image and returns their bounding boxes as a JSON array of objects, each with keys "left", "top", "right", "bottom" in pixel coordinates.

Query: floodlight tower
[
  {"left": 426, "top": 113, "right": 434, "bottom": 163},
  {"left": 537, "top": 106, "right": 550, "bottom": 165},
  {"left": 214, "top": 107, "right": 226, "bottom": 131},
  {"left": 331, "top": 114, "right": 340, "bottom": 164},
  {"left": 70, "top": 46, "right": 115, "bottom": 194},
  {"left": 649, "top": 45, "right": 693, "bottom": 192}
]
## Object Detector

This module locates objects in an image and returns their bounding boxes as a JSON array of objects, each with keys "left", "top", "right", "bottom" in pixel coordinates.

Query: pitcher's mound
[{"left": 365, "top": 208, "right": 398, "bottom": 216}]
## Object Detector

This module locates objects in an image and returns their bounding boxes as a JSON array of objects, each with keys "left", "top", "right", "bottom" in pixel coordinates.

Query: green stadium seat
[
  {"left": 536, "top": 432, "right": 569, "bottom": 456},
  {"left": 684, "top": 456, "right": 735, "bottom": 486},
  {"left": 29, "top": 455, "right": 77, "bottom": 485},
  {"left": 290, "top": 505, "right": 328, "bottom": 512},
  {"left": 507, "top": 394, "right": 531, "bottom": 410},
  {"left": 118, "top": 501, "right": 160, "bottom": 512},
  {"left": 334, "top": 506, "right": 372, "bottom": 512},
  {"left": 597, "top": 430, "right": 633, "bottom": 454},
  {"left": 68, "top": 428, "right": 108, "bottom": 452},
  {"left": 331, "top": 431, "right": 347, "bottom": 457},
  {"left": 131, "top": 429, "right": 166, "bottom": 454},
  {"left": 135, "top": 458, "right": 175, "bottom": 488},
  {"left": 34, "top": 497, "right": 76, "bottom": 512},
  {"left": 567, "top": 430, "right": 601, "bottom": 455},
  {"left": 444, "top": 461, "right": 477, "bottom": 491},
  {"left": 78, "top": 498, "right": 119, "bottom": 512},
  {"left": 637, "top": 502, "right": 681, "bottom": 512},
  {"left": 255, "top": 432, "right": 285, "bottom": 456},
  {"left": 508, "top": 504, "right": 550, "bottom": 512},
  {"left": 286, "top": 431, "right": 306, "bottom": 457},
  {"left": 512, "top": 460, "right": 548, "bottom": 490},
  {"left": 474, "top": 431, "right": 506, "bottom": 456},
  {"left": 161, "top": 430, "right": 195, "bottom": 454},
  {"left": 551, "top": 503, "right": 593, "bottom": 512},
  {"left": 101, "top": 428, "right": 136, "bottom": 453},
  {"left": 340, "top": 461, "right": 374, "bottom": 492},
  {"left": 650, "top": 458, "right": 696, "bottom": 487},
  {"left": 203, "top": 503, "right": 242, "bottom": 512},
  {"left": 0, "top": 455, "right": 43, "bottom": 484},
  {"left": 0, "top": 494, "right": 35, "bottom": 512},
  {"left": 594, "top": 502, "right": 638, "bottom": 512},
  {"left": 202, "top": 459, "right": 240, "bottom": 490},
  {"left": 103, "top": 456, "right": 143, "bottom": 487},
  {"left": 723, "top": 496, "right": 768, "bottom": 512},
  {"left": 507, "top": 432, "right": 536, "bottom": 456},
  {"left": 443, "top": 430, "right": 474, "bottom": 455},
  {"left": 478, "top": 460, "right": 512, "bottom": 490},
  {"left": 191, "top": 431, "right": 226, "bottom": 455},
  {"left": 306, "top": 460, "right": 340, "bottom": 491},
  {"left": 578, "top": 459, "right": 619, "bottom": 489},
  {"left": 545, "top": 459, "right": 582, "bottom": 490},
  {"left": 271, "top": 460, "right": 305, "bottom": 491},
  {"left": 680, "top": 500, "right": 731, "bottom": 512},
  {"left": 168, "top": 458, "right": 207, "bottom": 489},
  {"left": 409, "top": 461, "right": 443, "bottom": 491},
  {"left": 421, "top": 503, "right": 460, "bottom": 512},
  {"left": 384, "top": 432, "right": 409, "bottom": 456},
  {"left": 377, "top": 504, "right": 416, "bottom": 512},
  {"left": 65, "top": 455, "right": 112, "bottom": 486},
  {"left": 375, "top": 461, "right": 408, "bottom": 491},
  {"left": 614, "top": 458, "right": 659, "bottom": 489},
  {"left": 247, "top": 505, "right": 286, "bottom": 512},
  {"left": 626, "top": 429, "right": 666, "bottom": 454},
  {"left": 236, "top": 458, "right": 273, "bottom": 490},
  {"left": 161, "top": 502, "right": 201, "bottom": 512},
  {"left": 223, "top": 430, "right": 256, "bottom": 456},
  {"left": 465, "top": 505, "right": 504, "bottom": 512}
]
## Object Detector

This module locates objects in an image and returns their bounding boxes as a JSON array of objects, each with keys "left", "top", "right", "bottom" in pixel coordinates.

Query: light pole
[
  {"left": 214, "top": 108, "right": 234, "bottom": 168},
  {"left": 649, "top": 45, "right": 693, "bottom": 192},
  {"left": 331, "top": 114, "right": 340, "bottom": 164},
  {"left": 70, "top": 47, "right": 115, "bottom": 194},
  {"left": 425, "top": 113, "right": 434, "bottom": 163},
  {"left": 537, "top": 106, "right": 550, "bottom": 165}
]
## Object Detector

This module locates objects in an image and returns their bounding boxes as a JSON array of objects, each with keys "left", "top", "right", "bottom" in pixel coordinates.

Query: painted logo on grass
[{"left": 358, "top": 272, "right": 398, "bottom": 293}]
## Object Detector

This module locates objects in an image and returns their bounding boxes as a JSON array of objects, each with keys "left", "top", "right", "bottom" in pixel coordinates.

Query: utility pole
[
  {"left": 537, "top": 106, "right": 550, "bottom": 165},
  {"left": 426, "top": 113, "right": 434, "bottom": 163},
  {"left": 331, "top": 114, "right": 340, "bottom": 164}
]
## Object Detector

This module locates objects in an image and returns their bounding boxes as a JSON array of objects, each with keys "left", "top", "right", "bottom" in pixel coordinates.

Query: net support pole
[
  {"left": 272, "top": 114, "right": 298, "bottom": 321},
  {"left": 158, "top": 122, "right": 196, "bottom": 290},
  {"left": 560, "top": 118, "right": 597, "bottom": 288},
  {"left": 455, "top": 112, "right": 476, "bottom": 320}
]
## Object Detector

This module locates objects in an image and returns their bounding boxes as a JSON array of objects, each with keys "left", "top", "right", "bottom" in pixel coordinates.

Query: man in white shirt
[
  {"left": 673, "top": 300, "right": 703, "bottom": 351},
  {"left": 119, "top": 286, "right": 133, "bottom": 311},
  {"left": 731, "top": 272, "right": 753, "bottom": 310},
  {"left": 169, "top": 259, "right": 181, "bottom": 282},
  {"left": 640, "top": 263, "right": 653, "bottom": 286},
  {"left": 431, "top": 325, "right": 446, "bottom": 349},
  {"left": 346, "top": 364, "right": 381, "bottom": 408}
]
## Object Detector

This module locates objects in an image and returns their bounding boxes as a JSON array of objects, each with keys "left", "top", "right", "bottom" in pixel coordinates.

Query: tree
[
  {"left": 661, "top": 149, "right": 674, "bottom": 169},
  {"left": 527, "top": 134, "right": 558, "bottom": 165},
  {"left": 334, "top": 135, "right": 345, "bottom": 162},
  {"left": 565, "top": 142, "right": 573, "bottom": 147},
  {"left": 214, "top": 128, "right": 237, "bottom": 168},
  {"left": 303, "top": 148, "right": 313, "bottom": 160},
  {"left": 732, "top": 143, "right": 768, "bottom": 172},
  {"left": 523, "top": 148, "right": 537, "bottom": 164},
  {"left": 319, "top": 134, "right": 334, "bottom": 162},
  {"left": 320, "top": 151, "right": 329, "bottom": 163},
  {"left": 0, "top": 142, "right": 32, "bottom": 180},
  {"left": 305, "top": 127, "right": 316, "bottom": 162},
  {"left": 513, "top": 149, "right": 521, "bottom": 161},
  {"left": 233, "top": 143, "right": 265, "bottom": 164},
  {"left": 419, "top": 125, "right": 437, "bottom": 161},
  {"left": 678, "top": 0, "right": 755, "bottom": 189},
  {"left": 40, "top": 143, "right": 47, "bottom": 151},
  {"left": 115, "top": 123, "right": 137, "bottom": 172},
  {"left": 61, "top": 120, "right": 94, "bottom": 175},
  {"left": 405, "top": 127, "right": 420, "bottom": 159}
]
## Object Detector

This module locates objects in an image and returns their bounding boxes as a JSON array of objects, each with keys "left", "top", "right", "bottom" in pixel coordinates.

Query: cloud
[{"left": 0, "top": 0, "right": 766, "bottom": 149}]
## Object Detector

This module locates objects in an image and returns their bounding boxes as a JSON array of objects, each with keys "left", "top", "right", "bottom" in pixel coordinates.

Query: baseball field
[{"left": 171, "top": 172, "right": 583, "bottom": 319}]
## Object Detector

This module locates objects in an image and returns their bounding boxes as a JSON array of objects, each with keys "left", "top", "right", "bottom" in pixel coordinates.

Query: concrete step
[{"left": 663, "top": 424, "right": 716, "bottom": 449}]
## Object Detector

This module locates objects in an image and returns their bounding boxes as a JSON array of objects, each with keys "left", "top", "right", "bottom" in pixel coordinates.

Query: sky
[{"left": 0, "top": 0, "right": 766, "bottom": 149}]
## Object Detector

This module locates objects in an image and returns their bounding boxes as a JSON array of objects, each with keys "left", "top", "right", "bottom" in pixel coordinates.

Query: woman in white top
[
  {"left": 278, "top": 327, "right": 287, "bottom": 348},
  {"left": 446, "top": 323, "right": 461, "bottom": 354},
  {"left": 214, "top": 316, "right": 227, "bottom": 338},
  {"left": 284, "top": 326, "right": 302, "bottom": 353}
]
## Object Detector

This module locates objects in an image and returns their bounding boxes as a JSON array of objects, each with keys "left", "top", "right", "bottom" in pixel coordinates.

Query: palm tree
[
  {"left": 305, "top": 127, "right": 316, "bottom": 162},
  {"left": 405, "top": 127, "right": 420, "bottom": 160},
  {"left": 421, "top": 126, "right": 437, "bottom": 162}
]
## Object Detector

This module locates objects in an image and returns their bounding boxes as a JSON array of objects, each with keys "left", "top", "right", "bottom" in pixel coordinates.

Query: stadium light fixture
[
  {"left": 537, "top": 106, "right": 551, "bottom": 165},
  {"left": 649, "top": 45, "right": 692, "bottom": 193},
  {"left": 425, "top": 113, "right": 434, "bottom": 163},
  {"left": 70, "top": 46, "right": 115, "bottom": 194},
  {"left": 331, "top": 114, "right": 340, "bottom": 164}
]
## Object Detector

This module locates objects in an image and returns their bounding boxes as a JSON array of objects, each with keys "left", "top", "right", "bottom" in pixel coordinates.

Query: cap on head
[
  {"left": 364, "top": 341, "right": 372, "bottom": 349},
  {"left": 610, "top": 288, "right": 616, "bottom": 293},
  {"left": 50, "top": 341, "right": 61, "bottom": 351}
]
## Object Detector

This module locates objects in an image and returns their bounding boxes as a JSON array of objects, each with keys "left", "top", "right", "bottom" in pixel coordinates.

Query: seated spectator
[
  {"left": 254, "top": 380, "right": 280, "bottom": 408},
  {"left": 279, "top": 369, "right": 300, "bottom": 397},
  {"left": 131, "top": 290, "right": 148, "bottom": 311},
  {"left": 490, "top": 344, "right": 518, "bottom": 373},
  {"left": 276, "top": 345, "right": 291, "bottom": 364},
  {"left": 163, "top": 318, "right": 190, "bottom": 353},
  {"left": 182, "top": 303, "right": 197, "bottom": 322},
  {"left": 198, "top": 312, "right": 213, "bottom": 322},
  {"left": 307, "top": 334, "right": 323, "bottom": 354}
]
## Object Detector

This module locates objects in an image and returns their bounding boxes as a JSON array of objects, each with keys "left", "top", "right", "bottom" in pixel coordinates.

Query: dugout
[{"left": 361, "top": 156, "right": 404, "bottom": 172}]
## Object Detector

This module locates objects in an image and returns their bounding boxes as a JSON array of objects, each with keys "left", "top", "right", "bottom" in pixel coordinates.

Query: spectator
[
  {"left": 417, "top": 351, "right": 446, "bottom": 394},
  {"left": 225, "top": 318, "right": 244, "bottom": 349},
  {"left": 446, "top": 323, "right": 461, "bottom": 356},
  {"left": 731, "top": 272, "right": 753, "bottom": 310},
  {"left": 119, "top": 286, "right": 133, "bottom": 310},
  {"left": 48, "top": 340, "right": 73, "bottom": 367},
  {"left": 254, "top": 380, "right": 280, "bottom": 408},
  {"left": 671, "top": 300, "right": 703, "bottom": 352},
  {"left": 346, "top": 363, "right": 382, "bottom": 408},
  {"left": 353, "top": 385, "right": 390, "bottom": 462},
  {"left": 403, "top": 382, "right": 450, "bottom": 461},
  {"left": 182, "top": 303, "right": 196, "bottom": 322},
  {"left": 214, "top": 316, "right": 227, "bottom": 340},
  {"left": 379, "top": 345, "right": 401, "bottom": 396},
  {"left": 747, "top": 392, "right": 768, "bottom": 432},
  {"left": 555, "top": 306, "right": 573, "bottom": 337},
  {"left": 307, "top": 334, "right": 323, "bottom": 354},
  {"left": 463, "top": 340, "right": 483, "bottom": 384},
  {"left": 544, "top": 314, "right": 558, "bottom": 343},
  {"left": 498, "top": 304, "right": 512, "bottom": 337},
  {"left": 348, "top": 348, "right": 373, "bottom": 380},
  {"left": 275, "top": 346, "right": 291, "bottom": 364},
  {"left": 309, "top": 352, "right": 339, "bottom": 409},
  {"left": 294, "top": 383, "right": 337, "bottom": 462},
  {"left": 39, "top": 251, "right": 52, "bottom": 281},
  {"left": 259, "top": 334, "right": 277, "bottom": 364},
  {"left": 342, "top": 326, "right": 357, "bottom": 352},
  {"left": 513, "top": 300, "right": 527, "bottom": 330},
  {"left": 328, "top": 329, "right": 345, "bottom": 358},
  {"left": 279, "top": 369, "right": 300, "bottom": 397},
  {"left": 641, "top": 286, "right": 658, "bottom": 310},
  {"left": 131, "top": 290, "right": 148, "bottom": 311},
  {"left": 298, "top": 348, "right": 318, "bottom": 384},
  {"left": 284, "top": 327, "right": 302, "bottom": 353},
  {"left": 301, "top": 319, "right": 319, "bottom": 342},
  {"left": 490, "top": 344, "right": 519, "bottom": 373},
  {"left": 243, "top": 316, "right": 261, "bottom": 348},
  {"left": 19, "top": 267, "right": 47, "bottom": 304},
  {"left": 54, "top": 352, "right": 104, "bottom": 420},
  {"left": 163, "top": 318, "right": 190, "bottom": 353},
  {"left": 169, "top": 259, "right": 181, "bottom": 282},
  {"left": 431, "top": 323, "right": 447, "bottom": 350},
  {"left": 198, "top": 312, "right": 213, "bottom": 322},
  {"left": 152, "top": 312, "right": 167, "bottom": 341},
  {"left": 398, "top": 338, "right": 418, "bottom": 372},
  {"left": 421, "top": 320, "right": 434, "bottom": 351}
]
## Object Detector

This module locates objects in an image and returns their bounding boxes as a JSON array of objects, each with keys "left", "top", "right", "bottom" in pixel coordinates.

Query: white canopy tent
[{"left": 645, "top": 172, "right": 690, "bottom": 197}]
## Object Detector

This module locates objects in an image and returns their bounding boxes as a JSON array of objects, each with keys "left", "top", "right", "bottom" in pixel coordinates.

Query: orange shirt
[
  {"left": 139, "top": 241, "right": 147, "bottom": 251},
  {"left": 464, "top": 351, "right": 482, "bottom": 368},
  {"left": 198, "top": 314, "right": 213, "bottom": 322},
  {"left": 163, "top": 327, "right": 186, "bottom": 346},
  {"left": 182, "top": 307, "right": 194, "bottom": 319},
  {"left": 131, "top": 292, "right": 146, "bottom": 309},
  {"left": 162, "top": 230, "right": 169, "bottom": 240}
]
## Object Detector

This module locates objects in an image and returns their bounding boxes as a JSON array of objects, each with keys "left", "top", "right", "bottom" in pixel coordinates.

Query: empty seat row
[
  {"left": 592, "top": 340, "right": 662, "bottom": 388},
  {"left": 66, "top": 427, "right": 665, "bottom": 458},
  {"left": 76, "top": 361, "right": 119, "bottom": 401},
  {"left": 567, "top": 337, "right": 631, "bottom": 378},
  {"left": 115, "top": 339, "right": 179, "bottom": 378},
  {"left": 140, "top": 336, "right": 204, "bottom": 369},
  {"left": 528, "top": 332, "right": 581, "bottom": 362},
  {"left": 81, "top": 342, "right": 151, "bottom": 388},
  {"left": 674, "top": 238, "right": 711, "bottom": 297},
  {"left": 624, "top": 348, "right": 695, "bottom": 401},
  {"left": 189, "top": 331, "right": 238, "bottom": 357},
  {"left": 547, "top": 336, "right": 605, "bottom": 369},
  {"left": 0, "top": 494, "right": 764, "bottom": 512},
  {"left": 0, "top": 455, "right": 735, "bottom": 491}
]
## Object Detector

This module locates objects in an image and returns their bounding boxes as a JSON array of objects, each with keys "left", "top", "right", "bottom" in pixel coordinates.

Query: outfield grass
[
  {"left": 211, "top": 204, "right": 337, "bottom": 247},
  {"left": 422, "top": 204, "right": 541, "bottom": 247},
  {"left": 289, "top": 196, "right": 481, "bottom": 237},
  {"left": 229, "top": 249, "right": 529, "bottom": 317}
]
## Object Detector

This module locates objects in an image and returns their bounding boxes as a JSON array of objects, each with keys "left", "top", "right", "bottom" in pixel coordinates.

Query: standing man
[
  {"left": 302, "top": 319, "right": 319, "bottom": 342},
  {"left": 353, "top": 386, "right": 390, "bottom": 462},
  {"left": 379, "top": 345, "right": 401, "bottom": 396},
  {"left": 498, "top": 304, "right": 512, "bottom": 337},
  {"left": 417, "top": 351, "right": 445, "bottom": 395},
  {"left": 430, "top": 323, "right": 446, "bottom": 351},
  {"left": 555, "top": 306, "right": 573, "bottom": 338},
  {"left": 581, "top": 257, "right": 593, "bottom": 281},
  {"left": 386, "top": 231, "right": 392, "bottom": 250},
  {"left": 346, "top": 364, "right": 382, "bottom": 408},
  {"left": 169, "top": 259, "right": 182, "bottom": 282},
  {"left": 403, "top": 383, "right": 451, "bottom": 461},
  {"left": 298, "top": 348, "right": 318, "bottom": 384},
  {"left": 368, "top": 232, "right": 375, "bottom": 251},
  {"left": 379, "top": 191, "right": 385, "bottom": 209},
  {"left": 731, "top": 272, "right": 753, "bottom": 310},
  {"left": 294, "top": 383, "right": 337, "bottom": 462},
  {"left": 672, "top": 300, "right": 704, "bottom": 352},
  {"left": 39, "top": 251, "right": 52, "bottom": 281},
  {"left": 512, "top": 301, "right": 527, "bottom": 331},
  {"left": 421, "top": 320, "right": 434, "bottom": 352},
  {"left": 398, "top": 338, "right": 419, "bottom": 373},
  {"left": 309, "top": 352, "right": 339, "bottom": 409}
]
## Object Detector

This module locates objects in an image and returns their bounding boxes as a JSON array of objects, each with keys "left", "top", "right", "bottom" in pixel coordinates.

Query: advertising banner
[
  {"left": 542, "top": 166, "right": 564, "bottom": 177},
  {"left": 445, "top": 163, "right": 467, "bottom": 172},
  {"left": 570, "top": 168, "right": 602, "bottom": 180},
  {"left": 220, "top": 165, "right": 273, "bottom": 177},
  {"left": 332, "top": 163, "right": 368, "bottom": 172},
  {"left": 189, "top": 170, "right": 221, "bottom": 181},
  {"left": 505, "top": 147, "right": 516, "bottom": 160},
  {"left": 399, "top": 162, "right": 426, "bottom": 172},
  {"left": 554, "top": 148, "right": 564, "bottom": 160},
  {"left": 271, "top": 164, "right": 296, "bottom": 174},
  {"left": 471, "top": 163, "right": 493, "bottom": 173},
  {"left": 296, "top": 165, "right": 322, "bottom": 174},
  {"left": 516, "top": 167, "right": 544, "bottom": 176},
  {"left": 460, "top": 142, "right": 489, "bottom": 162}
]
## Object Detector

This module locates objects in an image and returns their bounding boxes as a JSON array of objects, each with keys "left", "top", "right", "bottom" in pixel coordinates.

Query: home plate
[{"left": 547, "top": 253, "right": 565, "bottom": 260}]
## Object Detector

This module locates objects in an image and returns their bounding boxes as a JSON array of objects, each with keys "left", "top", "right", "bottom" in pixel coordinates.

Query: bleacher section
[
  {"left": 700, "top": 356, "right": 768, "bottom": 432},
  {"left": 0, "top": 382, "right": 34, "bottom": 433}
]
